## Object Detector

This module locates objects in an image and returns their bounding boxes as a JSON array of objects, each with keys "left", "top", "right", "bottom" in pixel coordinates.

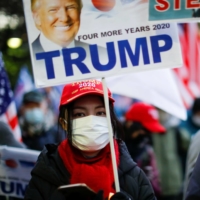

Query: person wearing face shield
[
  {"left": 24, "top": 79, "right": 156, "bottom": 200},
  {"left": 19, "top": 90, "right": 64, "bottom": 151},
  {"left": 123, "top": 102, "right": 165, "bottom": 199}
]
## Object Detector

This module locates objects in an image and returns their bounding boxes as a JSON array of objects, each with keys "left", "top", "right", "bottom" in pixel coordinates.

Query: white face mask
[{"left": 72, "top": 115, "right": 109, "bottom": 151}]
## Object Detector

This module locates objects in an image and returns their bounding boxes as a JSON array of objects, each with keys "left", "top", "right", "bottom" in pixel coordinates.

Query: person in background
[
  {"left": 41, "top": 86, "right": 63, "bottom": 124},
  {"left": 19, "top": 90, "right": 64, "bottom": 151},
  {"left": 179, "top": 97, "right": 200, "bottom": 136},
  {"left": 183, "top": 129, "right": 200, "bottom": 199},
  {"left": 124, "top": 102, "right": 165, "bottom": 198},
  {"left": 152, "top": 109, "right": 190, "bottom": 200},
  {"left": 179, "top": 98, "right": 200, "bottom": 199},
  {"left": 24, "top": 79, "right": 156, "bottom": 200},
  {"left": 185, "top": 153, "right": 200, "bottom": 200}
]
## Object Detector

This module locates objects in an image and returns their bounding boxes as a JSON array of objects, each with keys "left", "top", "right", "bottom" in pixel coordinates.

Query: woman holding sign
[{"left": 24, "top": 79, "right": 156, "bottom": 200}]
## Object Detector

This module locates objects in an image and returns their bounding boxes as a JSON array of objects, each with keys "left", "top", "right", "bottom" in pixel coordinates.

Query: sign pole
[{"left": 101, "top": 77, "right": 120, "bottom": 192}]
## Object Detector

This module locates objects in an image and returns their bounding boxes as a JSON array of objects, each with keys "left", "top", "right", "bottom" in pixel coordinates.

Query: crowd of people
[{"left": 1, "top": 79, "right": 200, "bottom": 200}]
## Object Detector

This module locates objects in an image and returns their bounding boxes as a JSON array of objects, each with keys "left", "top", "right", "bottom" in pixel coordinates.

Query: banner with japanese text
[{"left": 23, "top": 0, "right": 183, "bottom": 87}]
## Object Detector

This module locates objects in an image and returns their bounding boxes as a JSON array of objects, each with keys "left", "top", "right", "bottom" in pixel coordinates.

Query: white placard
[
  {"left": 0, "top": 146, "right": 39, "bottom": 199},
  {"left": 23, "top": 0, "right": 183, "bottom": 88}
]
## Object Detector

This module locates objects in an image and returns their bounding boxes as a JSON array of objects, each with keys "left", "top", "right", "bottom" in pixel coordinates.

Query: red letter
[
  {"left": 174, "top": 0, "right": 181, "bottom": 10},
  {"left": 155, "top": 0, "right": 170, "bottom": 12},
  {"left": 186, "top": 0, "right": 200, "bottom": 9}
]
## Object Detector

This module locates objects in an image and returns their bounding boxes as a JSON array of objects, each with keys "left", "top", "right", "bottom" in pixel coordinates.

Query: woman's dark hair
[{"left": 58, "top": 96, "right": 124, "bottom": 142}]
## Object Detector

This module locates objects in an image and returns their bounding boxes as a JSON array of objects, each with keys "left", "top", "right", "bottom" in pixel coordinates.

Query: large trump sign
[{"left": 23, "top": 0, "right": 183, "bottom": 87}]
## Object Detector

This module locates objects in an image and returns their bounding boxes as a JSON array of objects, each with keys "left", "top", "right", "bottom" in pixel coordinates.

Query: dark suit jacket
[
  {"left": 32, "top": 35, "right": 89, "bottom": 55},
  {"left": 32, "top": 35, "right": 44, "bottom": 54}
]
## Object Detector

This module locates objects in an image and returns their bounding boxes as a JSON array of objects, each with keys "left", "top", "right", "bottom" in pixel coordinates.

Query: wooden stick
[{"left": 101, "top": 77, "right": 120, "bottom": 192}]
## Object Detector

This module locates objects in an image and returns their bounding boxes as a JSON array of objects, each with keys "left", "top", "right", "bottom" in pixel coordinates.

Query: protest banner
[
  {"left": 149, "top": 0, "right": 200, "bottom": 22},
  {"left": 22, "top": 0, "right": 184, "bottom": 191},
  {"left": 0, "top": 146, "right": 40, "bottom": 199},
  {"left": 22, "top": 0, "right": 183, "bottom": 88}
]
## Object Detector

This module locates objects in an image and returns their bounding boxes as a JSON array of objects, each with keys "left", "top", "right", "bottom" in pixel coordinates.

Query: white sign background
[
  {"left": 23, "top": 0, "right": 183, "bottom": 88},
  {"left": 0, "top": 146, "right": 39, "bottom": 199}
]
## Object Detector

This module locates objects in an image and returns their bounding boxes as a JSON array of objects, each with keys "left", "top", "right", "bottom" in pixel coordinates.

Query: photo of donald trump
[{"left": 31, "top": 0, "right": 82, "bottom": 53}]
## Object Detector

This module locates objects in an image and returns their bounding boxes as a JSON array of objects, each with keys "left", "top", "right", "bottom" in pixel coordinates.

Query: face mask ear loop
[
  {"left": 59, "top": 117, "right": 68, "bottom": 131},
  {"left": 63, "top": 119, "right": 68, "bottom": 125},
  {"left": 60, "top": 108, "right": 68, "bottom": 131},
  {"left": 63, "top": 119, "right": 68, "bottom": 131}
]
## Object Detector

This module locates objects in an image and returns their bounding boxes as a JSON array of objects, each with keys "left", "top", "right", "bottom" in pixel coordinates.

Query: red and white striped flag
[
  {"left": 173, "top": 23, "right": 200, "bottom": 108},
  {"left": 0, "top": 52, "right": 21, "bottom": 141}
]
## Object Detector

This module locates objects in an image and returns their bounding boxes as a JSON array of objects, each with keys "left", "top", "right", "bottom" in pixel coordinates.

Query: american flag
[
  {"left": 0, "top": 52, "right": 21, "bottom": 141},
  {"left": 173, "top": 23, "right": 200, "bottom": 108},
  {"left": 14, "top": 66, "right": 35, "bottom": 110}
]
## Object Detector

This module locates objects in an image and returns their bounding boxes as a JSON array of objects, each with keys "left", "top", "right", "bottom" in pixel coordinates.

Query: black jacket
[{"left": 24, "top": 140, "right": 156, "bottom": 200}]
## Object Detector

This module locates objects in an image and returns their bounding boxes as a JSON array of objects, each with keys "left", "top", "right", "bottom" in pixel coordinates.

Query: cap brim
[
  {"left": 143, "top": 122, "right": 166, "bottom": 133},
  {"left": 61, "top": 91, "right": 115, "bottom": 106}
]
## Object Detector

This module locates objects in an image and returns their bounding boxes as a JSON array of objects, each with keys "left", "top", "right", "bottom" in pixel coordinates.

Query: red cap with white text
[
  {"left": 60, "top": 79, "right": 115, "bottom": 107},
  {"left": 125, "top": 102, "right": 166, "bottom": 133}
]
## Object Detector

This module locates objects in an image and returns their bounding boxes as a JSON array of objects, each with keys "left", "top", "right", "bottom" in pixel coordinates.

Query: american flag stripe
[
  {"left": 0, "top": 52, "right": 21, "bottom": 142},
  {"left": 197, "top": 43, "right": 200, "bottom": 86},
  {"left": 173, "top": 23, "right": 200, "bottom": 108},
  {"left": 172, "top": 71, "right": 194, "bottom": 108}
]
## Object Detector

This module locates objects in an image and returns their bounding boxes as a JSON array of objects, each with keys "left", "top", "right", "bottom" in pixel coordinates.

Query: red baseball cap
[
  {"left": 60, "top": 79, "right": 115, "bottom": 106},
  {"left": 125, "top": 102, "right": 166, "bottom": 133}
]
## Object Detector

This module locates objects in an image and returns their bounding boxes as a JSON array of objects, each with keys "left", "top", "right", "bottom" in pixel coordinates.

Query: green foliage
[
  {"left": 2, "top": 45, "right": 33, "bottom": 90},
  {"left": 0, "top": 0, "right": 33, "bottom": 89}
]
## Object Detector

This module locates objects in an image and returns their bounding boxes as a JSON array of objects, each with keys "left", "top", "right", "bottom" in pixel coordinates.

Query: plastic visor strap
[{"left": 101, "top": 77, "right": 120, "bottom": 192}]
